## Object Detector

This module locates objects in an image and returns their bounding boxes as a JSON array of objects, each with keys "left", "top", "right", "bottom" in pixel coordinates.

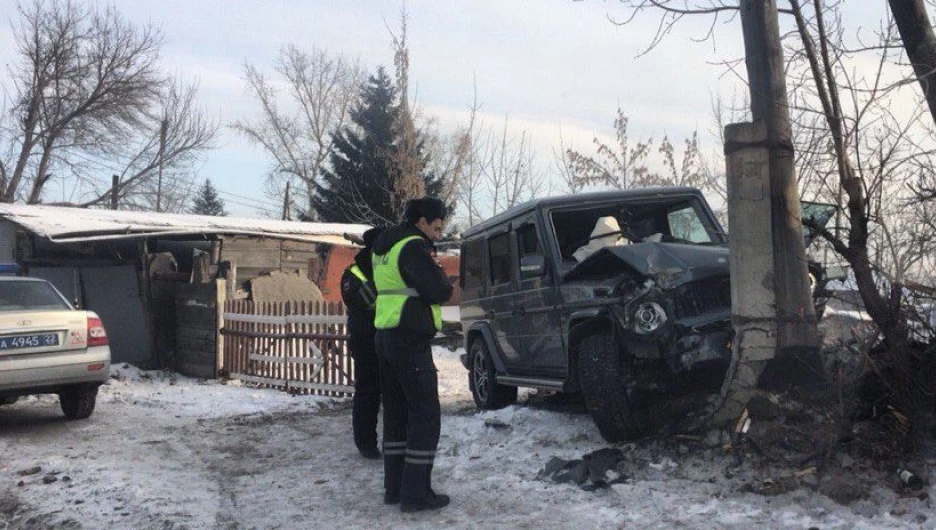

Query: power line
[
  {"left": 220, "top": 196, "right": 280, "bottom": 211},
  {"left": 215, "top": 189, "right": 282, "bottom": 210}
]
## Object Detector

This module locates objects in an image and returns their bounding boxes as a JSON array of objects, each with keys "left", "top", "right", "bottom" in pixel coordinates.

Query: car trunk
[{"left": 0, "top": 311, "right": 88, "bottom": 356}]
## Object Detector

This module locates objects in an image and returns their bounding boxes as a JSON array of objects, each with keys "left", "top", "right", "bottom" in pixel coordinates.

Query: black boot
[
  {"left": 358, "top": 446, "right": 381, "bottom": 460},
  {"left": 400, "top": 489, "right": 450, "bottom": 513},
  {"left": 384, "top": 491, "right": 400, "bottom": 505}
]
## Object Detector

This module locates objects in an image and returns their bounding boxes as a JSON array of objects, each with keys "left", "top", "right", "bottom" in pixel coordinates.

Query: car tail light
[{"left": 87, "top": 314, "right": 108, "bottom": 347}]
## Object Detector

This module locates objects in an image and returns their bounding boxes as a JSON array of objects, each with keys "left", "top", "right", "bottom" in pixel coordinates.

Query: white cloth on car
[{"left": 573, "top": 216, "right": 629, "bottom": 262}]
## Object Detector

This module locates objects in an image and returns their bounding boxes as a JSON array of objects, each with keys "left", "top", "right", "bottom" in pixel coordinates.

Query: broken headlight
[{"left": 632, "top": 301, "right": 667, "bottom": 335}]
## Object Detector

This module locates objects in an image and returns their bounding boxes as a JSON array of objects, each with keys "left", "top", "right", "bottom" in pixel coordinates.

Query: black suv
[{"left": 458, "top": 187, "right": 836, "bottom": 442}]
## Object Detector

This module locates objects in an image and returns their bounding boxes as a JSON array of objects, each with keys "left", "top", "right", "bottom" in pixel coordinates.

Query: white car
[{"left": 0, "top": 276, "right": 110, "bottom": 419}]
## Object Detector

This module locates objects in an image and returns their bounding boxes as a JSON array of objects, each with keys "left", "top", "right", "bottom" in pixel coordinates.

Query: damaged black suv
[{"left": 458, "top": 187, "right": 835, "bottom": 442}]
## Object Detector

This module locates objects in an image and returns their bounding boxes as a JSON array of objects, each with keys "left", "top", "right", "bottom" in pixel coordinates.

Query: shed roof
[{"left": 0, "top": 204, "right": 369, "bottom": 245}]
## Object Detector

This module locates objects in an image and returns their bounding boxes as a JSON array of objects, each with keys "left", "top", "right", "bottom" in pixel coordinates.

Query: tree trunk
[
  {"left": 27, "top": 144, "right": 55, "bottom": 204},
  {"left": 889, "top": 0, "right": 936, "bottom": 128}
]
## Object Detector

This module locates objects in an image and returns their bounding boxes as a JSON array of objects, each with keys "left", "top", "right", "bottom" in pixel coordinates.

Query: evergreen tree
[
  {"left": 191, "top": 178, "right": 226, "bottom": 216},
  {"left": 311, "top": 67, "right": 446, "bottom": 224}
]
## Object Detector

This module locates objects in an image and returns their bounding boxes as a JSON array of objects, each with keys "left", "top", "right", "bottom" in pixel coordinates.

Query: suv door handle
[
  {"left": 486, "top": 309, "right": 496, "bottom": 319},
  {"left": 514, "top": 306, "right": 526, "bottom": 317}
]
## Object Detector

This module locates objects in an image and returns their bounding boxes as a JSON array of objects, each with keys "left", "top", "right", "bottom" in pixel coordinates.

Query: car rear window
[{"left": 0, "top": 281, "right": 71, "bottom": 312}]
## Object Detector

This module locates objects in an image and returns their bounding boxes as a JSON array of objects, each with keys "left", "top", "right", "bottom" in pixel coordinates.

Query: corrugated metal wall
[{"left": 32, "top": 265, "right": 153, "bottom": 367}]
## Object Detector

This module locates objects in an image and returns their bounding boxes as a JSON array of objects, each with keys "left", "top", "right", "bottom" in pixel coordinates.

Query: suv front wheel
[
  {"left": 577, "top": 329, "right": 644, "bottom": 442},
  {"left": 469, "top": 339, "right": 518, "bottom": 410},
  {"left": 59, "top": 385, "right": 99, "bottom": 420}
]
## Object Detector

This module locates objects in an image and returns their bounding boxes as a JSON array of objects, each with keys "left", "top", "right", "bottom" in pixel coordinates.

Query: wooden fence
[{"left": 221, "top": 300, "right": 353, "bottom": 396}]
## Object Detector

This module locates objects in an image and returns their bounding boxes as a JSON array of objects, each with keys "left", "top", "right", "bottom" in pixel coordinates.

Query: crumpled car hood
[{"left": 562, "top": 242, "right": 731, "bottom": 287}]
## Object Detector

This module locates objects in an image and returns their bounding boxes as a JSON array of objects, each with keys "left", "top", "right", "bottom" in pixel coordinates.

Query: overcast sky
[{"left": 0, "top": 1, "right": 901, "bottom": 218}]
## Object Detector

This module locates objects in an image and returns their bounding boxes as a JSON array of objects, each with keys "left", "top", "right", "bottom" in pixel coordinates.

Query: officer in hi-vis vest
[
  {"left": 371, "top": 197, "right": 453, "bottom": 513},
  {"left": 340, "top": 226, "right": 385, "bottom": 460}
]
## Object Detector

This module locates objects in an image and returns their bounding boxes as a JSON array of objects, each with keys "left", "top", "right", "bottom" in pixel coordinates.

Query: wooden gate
[{"left": 221, "top": 300, "right": 353, "bottom": 396}]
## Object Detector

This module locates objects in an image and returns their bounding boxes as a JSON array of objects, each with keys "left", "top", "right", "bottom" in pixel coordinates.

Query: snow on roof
[{"left": 0, "top": 203, "right": 370, "bottom": 245}]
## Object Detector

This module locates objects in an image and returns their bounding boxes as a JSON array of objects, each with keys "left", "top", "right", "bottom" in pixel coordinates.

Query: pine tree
[
  {"left": 191, "top": 178, "right": 226, "bottom": 216},
  {"left": 311, "top": 67, "right": 446, "bottom": 224}
]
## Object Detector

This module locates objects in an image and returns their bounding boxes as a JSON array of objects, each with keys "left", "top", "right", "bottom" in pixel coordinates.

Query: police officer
[
  {"left": 372, "top": 197, "right": 453, "bottom": 512},
  {"left": 340, "top": 226, "right": 385, "bottom": 459}
]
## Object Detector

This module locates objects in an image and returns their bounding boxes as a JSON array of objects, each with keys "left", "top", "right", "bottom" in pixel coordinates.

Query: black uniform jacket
[
  {"left": 372, "top": 223, "right": 453, "bottom": 337},
  {"left": 341, "top": 248, "right": 377, "bottom": 336}
]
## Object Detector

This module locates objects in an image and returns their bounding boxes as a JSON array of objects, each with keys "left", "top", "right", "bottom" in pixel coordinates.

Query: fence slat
[{"left": 220, "top": 296, "right": 352, "bottom": 396}]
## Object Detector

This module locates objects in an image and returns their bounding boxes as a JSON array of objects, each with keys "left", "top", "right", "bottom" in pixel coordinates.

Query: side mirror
[{"left": 520, "top": 254, "right": 546, "bottom": 278}]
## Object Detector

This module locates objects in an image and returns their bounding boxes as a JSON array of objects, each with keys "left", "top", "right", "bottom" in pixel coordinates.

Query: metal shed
[{"left": 0, "top": 204, "right": 368, "bottom": 375}]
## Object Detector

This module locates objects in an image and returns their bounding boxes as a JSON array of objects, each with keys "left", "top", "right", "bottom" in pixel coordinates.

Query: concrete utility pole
[{"left": 716, "top": 0, "right": 820, "bottom": 424}]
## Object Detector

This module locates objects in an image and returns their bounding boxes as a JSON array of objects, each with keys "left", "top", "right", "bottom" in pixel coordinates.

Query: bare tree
[
  {"left": 454, "top": 113, "right": 545, "bottom": 226},
  {"left": 75, "top": 80, "right": 218, "bottom": 212},
  {"left": 452, "top": 96, "right": 487, "bottom": 226},
  {"left": 0, "top": 0, "right": 217, "bottom": 209},
  {"left": 614, "top": 0, "right": 936, "bottom": 419},
  {"left": 233, "top": 44, "right": 362, "bottom": 216},
  {"left": 428, "top": 94, "right": 478, "bottom": 220},
  {"left": 484, "top": 118, "right": 545, "bottom": 215},
  {"left": 386, "top": 11, "right": 426, "bottom": 218},
  {"left": 557, "top": 107, "right": 718, "bottom": 197},
  {"left": 559, "top": 108, "right": 652, "bottom": 190},
  {"left": 384, "top": 9, "right": 473, "bottom": 223}
]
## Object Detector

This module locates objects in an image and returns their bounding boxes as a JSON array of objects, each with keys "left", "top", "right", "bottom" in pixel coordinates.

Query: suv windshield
[
  {"left": 550, "top": 196, "right": 723, "bottom": 261},
  {"left": 0, "top": 281, "right": 71, "bottom": 312}
]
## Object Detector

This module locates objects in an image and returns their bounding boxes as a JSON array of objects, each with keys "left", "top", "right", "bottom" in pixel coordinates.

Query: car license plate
[{"left": 0, "top": 333, "right": 59, "bottom": 350}]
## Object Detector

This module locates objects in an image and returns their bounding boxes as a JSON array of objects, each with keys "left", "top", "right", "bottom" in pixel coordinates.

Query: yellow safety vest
[
  {"left": 347, "top": 263, "right": 376, "bottom": 308},
  {"left": 373, "top": 235, "right": 442, "bottom": 330}
]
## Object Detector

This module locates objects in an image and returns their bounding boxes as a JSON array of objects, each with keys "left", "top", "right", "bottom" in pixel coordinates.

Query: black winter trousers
[
  {"left": 375, "top": 329, "right": 441, "bottom": 503},
  {"left": 349, "top": 331, "right": 380, "bottom": 451}
]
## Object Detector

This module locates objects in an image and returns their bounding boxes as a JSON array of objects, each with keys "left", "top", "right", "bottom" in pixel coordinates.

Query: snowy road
[{"left": 1, "top": 347, "right": 933, "bottom": 529}]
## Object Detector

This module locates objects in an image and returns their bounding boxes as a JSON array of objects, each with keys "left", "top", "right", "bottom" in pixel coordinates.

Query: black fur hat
[
  {"left": 404, "top": 197, "right": 447, "bottom": 224},
  {"left": 362, "top": 226, "right": 385, "bottom": 249}
]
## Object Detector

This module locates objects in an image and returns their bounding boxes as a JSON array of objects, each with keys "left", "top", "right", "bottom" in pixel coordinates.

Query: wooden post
[
  {"left": 111, "top": 174, "right": 119, "bottom": 210},
  {"left": 215, "top": 278, "right": 226, "bottom": 377}
]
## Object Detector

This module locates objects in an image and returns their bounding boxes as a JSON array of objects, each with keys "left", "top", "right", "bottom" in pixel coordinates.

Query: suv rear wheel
[
  {"left": 578, "top": 329, "right": 643, "bottom": 442},
  {"left": 469, "top": 339, "right": 517, "bottom": 410},
  {"left": 59, "top": 385, "right": 98, "bottom": 420}
]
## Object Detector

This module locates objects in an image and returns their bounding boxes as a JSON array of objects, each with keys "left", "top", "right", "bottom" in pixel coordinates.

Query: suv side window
[
  {"left": 667, "top": 204, "right": 713, "bottom": 243},
  {"left": 515, "top": 222, "right": 548, "bottom": 280},
  {"left": 488, "top": 232, "right": 512, "bottom": 285},
  {"left": 516, "top": 224, "right": 539, "bottom": 258},
  {"left": 461, "top": 238, "right": 484, "bottom": 293}
]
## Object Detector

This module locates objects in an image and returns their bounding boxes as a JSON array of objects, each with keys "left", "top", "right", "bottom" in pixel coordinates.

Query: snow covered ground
[{"left": 1, "top": 346, "right": 934, "bottom": 529}]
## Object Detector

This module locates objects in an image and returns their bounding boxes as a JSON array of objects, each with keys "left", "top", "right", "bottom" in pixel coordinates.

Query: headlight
[{"left": 632, "top": 301, "right": 667, "bottom": 335}]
